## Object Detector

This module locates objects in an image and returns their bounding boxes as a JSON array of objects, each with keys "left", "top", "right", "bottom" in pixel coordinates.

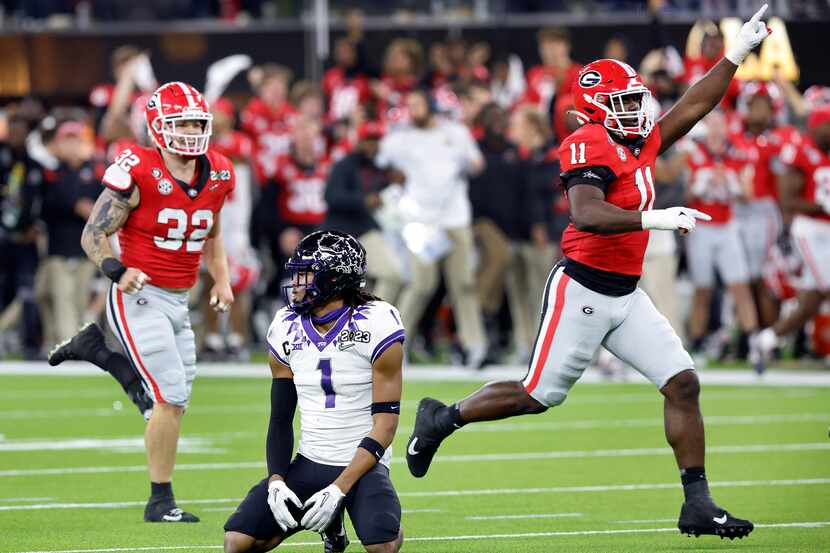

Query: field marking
[
  {"left": 1, "top": 389, "right": 823, "bottom": 421},
  {"left": 465, "top": 512, "right": 583, "bottom": 520},
  {"left": 0, "top": 437, "right": 221, "bottom": 454},
  {"left": 0, "top": 497, "right": 52, "bottom": 503},
  {"left": 610, "top": 518, "right": 677, "bottom": 524},
  {"left": 5, "top": 361, "right": 830, "bottom": 386},
  {"left": 429, "top": 412, "right": 830, "bottom": 434},
  {"left": 4, "top": 412, "right": 825, "bottom": 451},
  {"left": 3, "top": 442, "right": 829, "bottom": 477},
  {"left": 5, "top": 521, "right": 830, "bottom": 553},
  {"left": 397, "top": 477, "right": 830, "bottom": 497},
  {"left": 0, "top": 478, "right": 827, "bottom": 512}
]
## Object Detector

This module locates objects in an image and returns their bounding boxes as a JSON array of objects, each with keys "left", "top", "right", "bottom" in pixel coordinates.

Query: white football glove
[
  {"left": 266, "top": 479, "right": 302, "bottom": 532},
  {"left": 725, "top": 3, "right": 771, "bottom": 65},
  {"left": 301, "top": 484, "right": 345, "bottom": 533},
  {"left": 641, "top": 207, "right": 711, "bottom": 232}
]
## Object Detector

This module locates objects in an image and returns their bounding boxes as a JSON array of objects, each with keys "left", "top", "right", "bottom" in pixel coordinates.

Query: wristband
[
  {"left": 358, "top": 436, "right": 386, "bottom": 462},
  {"left": 371, "top": 401, "right": 401, "bottom": 415},
  {"left": 101, "top": 257, "right": 127, "bottom": 283}
]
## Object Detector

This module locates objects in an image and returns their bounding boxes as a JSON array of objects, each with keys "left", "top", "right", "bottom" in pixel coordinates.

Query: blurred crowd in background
[
  {"left": 2, "top": 2, "right": 830, "bottom": 371},
  {"left": 3, "top": 0, "right": 830, "bottom": 23}
]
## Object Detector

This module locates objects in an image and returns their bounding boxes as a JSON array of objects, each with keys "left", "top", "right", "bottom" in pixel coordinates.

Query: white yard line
[
  {"left": 2, "top": 442, "right": 828, "bottom": 477},
  {"left": 0, "top": 478, "right": 827, "bottom": 511},
  {"left": 3, "top": 361, "right": 830, "bottom": 386},
  {"left": 0, "top": 390, "right": 822, "bottom": 421},
  {"left": 398, "top": 412, "right": 830, "bottom": 435},
  {"left": 5, "top": 521, "right": 830, "bottom": 553},
  {"left": 3, "top": 412, "right": 824, "bottom": 453},
  {"left": 610, "top": 518, "right": 677, "bottom": 524},
  {"left": 0, "top": 437, "right": 217, "bottom": 453},
  {"left": 397, "top": 478, "right": 830, "bottom": 497},
  {"left": 465, "top": 512, "right": 583, "bottom": 520}
]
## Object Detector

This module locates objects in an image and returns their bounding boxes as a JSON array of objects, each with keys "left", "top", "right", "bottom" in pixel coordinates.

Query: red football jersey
[
  {"left": 733, "top": 125, "right": 802, "bottom": 200},
  {"left": 559, "top": 123, "right": 661, "bottom": 276},
  {"left": 322, "top": 67, "right": 371, "bottom": 122},
  {"left": 685, "top": 140, "right": 749, "bottom": 224},
  {"left": 212, "top": 130, "right": 253, "bottom": 162},
  {"left": 780, "top": 134, "right": 830, "bottom": 222},
  {"left": 240, "top": 98, "right": 297, "bottom": 182},
  {"left": 102, "top": 145, "right": 235, "bottom": 289},
  {"left": 683, "top": 56, "right": 740, "bottom": 109},
  {"left": 375, "top": 74, "right": 419, "bottom": 127},
  {"left": 274, "top": 154, "right": 330, "bottom": 226}
]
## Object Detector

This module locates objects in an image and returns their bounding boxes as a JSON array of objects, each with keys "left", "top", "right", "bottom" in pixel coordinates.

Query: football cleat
[
  {"left": 48, "top": 322, "right": 104, "bottom": 366},
  {"left": 127, "top": 385, "right": 154, "bottom": 421},
  {"left": 406, "top": 397, "right": 451, "bottom": 478},
  {"left": 678, "top": 500, "right": 753, "bottom": 539},
  {"left": 322, "top": 515, "right": 349, "bottom": 553},
  {"left": 748, "top": 333, "right": 766, "bottom": 375},
  {"left": 144, "top": 504, "right": 200, "bottom": 523}
]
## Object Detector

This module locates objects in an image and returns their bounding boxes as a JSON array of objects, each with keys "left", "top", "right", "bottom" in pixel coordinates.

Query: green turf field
[{"left": 1, "top": 374, "right": 828, "bottom": 552}]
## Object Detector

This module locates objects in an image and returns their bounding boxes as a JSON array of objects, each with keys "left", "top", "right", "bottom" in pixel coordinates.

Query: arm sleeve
[
  {"left": 266, "top": 378, "right": 297, "bottom": 477},
  {"left": 560, "top": 165, "right": 617, "bottom": 194}
]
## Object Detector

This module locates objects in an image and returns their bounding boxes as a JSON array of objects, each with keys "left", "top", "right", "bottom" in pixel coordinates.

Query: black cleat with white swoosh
[
  {"left": 406, "top": 397, "right": 452, "bottom": 478},
  {"left": 144, "top": 502, "right": 200, "bottom": 523},
  {"left": 678, "top": 499, "right": 753, "bottom": 539}
]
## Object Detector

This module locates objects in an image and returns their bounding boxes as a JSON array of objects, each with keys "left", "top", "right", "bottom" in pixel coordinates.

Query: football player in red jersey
[
  {"left": 48, "top": 82, "right": 235, "bottom": 523},
  {"left": 758, "top": 104, "right": 830, "bottom": 358},
  {"left": 732, "top": 83, "right": 798, "bottom": 328},
  {"left": 406, "top": 5, "right": 771, "bottom": 540}
]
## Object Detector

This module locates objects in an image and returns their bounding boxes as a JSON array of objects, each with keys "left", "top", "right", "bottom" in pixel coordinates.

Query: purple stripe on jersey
[
  {"left": 389, "top": 309, "right": 401, "bottom": 326},
  {"left": 371, "top": 329, "right": 406, "bottom": 364},
  {"left": 301, "top": 309, "right": 352, "bottom": 352},
  {"left": 268, "top": 343, "right": 288, "bottom": 366},
  {"left": 319, "top": 358, "right": 335, "bottom": 408}
]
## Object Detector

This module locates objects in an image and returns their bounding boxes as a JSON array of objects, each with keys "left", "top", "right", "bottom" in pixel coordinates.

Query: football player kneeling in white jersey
[{"left": 224, "top": 230, "right": 405, "bottom": 553}]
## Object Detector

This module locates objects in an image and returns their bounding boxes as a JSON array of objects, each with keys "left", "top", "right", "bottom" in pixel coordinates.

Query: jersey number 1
[
  {"left": 154, "top": 208, "right": 214, "bottom": 252},
  {"left": 318, "top": 359, "right": 336, "bottom": 408}
]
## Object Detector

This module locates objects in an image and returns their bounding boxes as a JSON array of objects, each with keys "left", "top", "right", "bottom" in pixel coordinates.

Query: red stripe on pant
[
  {"left": 524, "top": 273, "right": 570, "bottom": 394},
  {"left": 116, "top": 288, "right": 165, "bottom": 403}
]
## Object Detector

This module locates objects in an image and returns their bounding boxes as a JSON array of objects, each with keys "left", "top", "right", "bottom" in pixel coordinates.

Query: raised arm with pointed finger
[{"left": 659, "top": 4, "right": 771, "bottom": 154}]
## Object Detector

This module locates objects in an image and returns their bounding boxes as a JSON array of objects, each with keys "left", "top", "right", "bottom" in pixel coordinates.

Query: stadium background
[{"left": 1, "top": 1, "right": 829, "bottom": 552}]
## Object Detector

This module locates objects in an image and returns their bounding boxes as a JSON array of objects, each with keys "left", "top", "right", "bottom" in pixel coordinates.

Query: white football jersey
[{"left": 266, "top": 301, "right": 405, "bottom": 468}]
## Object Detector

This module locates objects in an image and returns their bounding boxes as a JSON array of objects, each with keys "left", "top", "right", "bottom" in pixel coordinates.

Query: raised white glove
[
  {"left": 725, "top": 3, "right": 771, "bottom": 65},
  {"left": 266, "top": 479, "right": 302, "bottom": 532},
  {"left": 641, "top": 207, "right": 711, "bottom": 232},
  {"left": 301, "top": 484, "right": 345, "bottom": 533}
]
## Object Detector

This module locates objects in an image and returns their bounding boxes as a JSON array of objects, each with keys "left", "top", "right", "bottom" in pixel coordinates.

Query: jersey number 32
[{"left": 154, "top": 208, "right": 214, "bottom": 252}]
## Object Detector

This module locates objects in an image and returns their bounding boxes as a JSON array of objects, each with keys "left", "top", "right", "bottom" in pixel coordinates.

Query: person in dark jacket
[
  {"left": 37, "top": 120, "right": 103, "bottom": 344},
  {"left": 508, "top": 105, "right": 562, "bottom": 362},
  {"left": 469, "top": 103, "right": 526, "bottom": 357},
  {"left": 323, "top": 122, "right": 402, "bottom": 302},
  {"left": 0, "top": 112, "right": 44, "bottom": 358}
]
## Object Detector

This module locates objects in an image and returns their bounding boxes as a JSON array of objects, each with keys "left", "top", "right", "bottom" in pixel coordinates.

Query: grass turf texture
[{"left": 0, "top": 375, "right": 828, "bottom": 552}]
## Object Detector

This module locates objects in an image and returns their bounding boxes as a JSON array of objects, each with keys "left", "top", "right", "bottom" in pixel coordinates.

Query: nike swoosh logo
[
  {"left": 408, "top": 437, "right": 420, "bottom": 456},
  {"left": 162, "top": 513, "right": 183, "bottom": 522},
  {"left": 338, "top": 342, "right": 355, "bottom": 351},
  {"left": 713, "top": 515, "right": 728, "bottom": 525}
]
